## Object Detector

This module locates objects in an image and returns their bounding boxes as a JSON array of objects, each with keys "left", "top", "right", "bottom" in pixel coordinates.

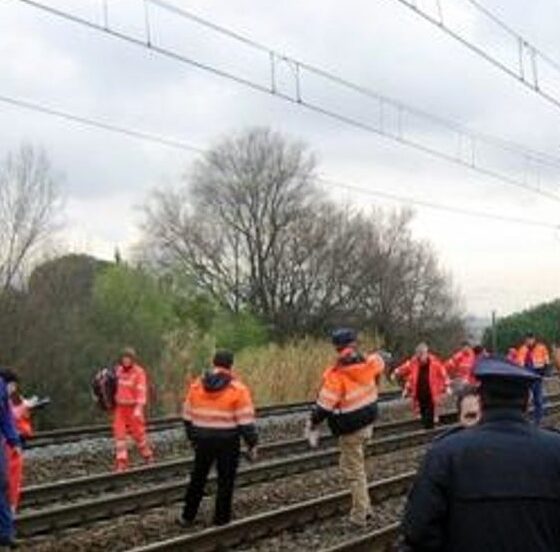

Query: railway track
[
  {"left": 122, "top": 400, "right": 560, "bottom": 552},
  {"left": 20, "top": 412, "right": 444, "bottom": 511},
  {"left": 27, "top": 390, "right": 404, "bottom": 448},
  {"left": 17, "top": 419, "right": 449, "bottom": 537},
  {"left": 18, "top": 398, "right": 560, "bottom": 548},
  {"left": 126, "top": 473, "right": 413, "bottom": 552}
]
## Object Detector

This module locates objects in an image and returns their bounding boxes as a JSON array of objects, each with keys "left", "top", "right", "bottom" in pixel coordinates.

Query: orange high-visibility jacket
[
  {"left": 516, "top": 343, "right": 550, "bottom": 370},
  {"left": 312, "top": 348, "right": 384, "bottom": 435},
  {"left": 395, "top": 354, "right": 449, "bottom": 412},
  {"left": 10, "top": 401, "right": 32, "bottom": 438},
  {"left": 446, "top": 348, "right": 476, "bottom": 384},
  {"left": 183, "top": 368, "right": 258, "bottom": 446},
  {"left": 115, "top": 364, "right": 148, "bottom": 407}
]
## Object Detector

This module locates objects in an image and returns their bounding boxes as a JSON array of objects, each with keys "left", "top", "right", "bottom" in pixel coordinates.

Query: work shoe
[{"left": 175, "top": 515, "right": 194, "bottom": 529}]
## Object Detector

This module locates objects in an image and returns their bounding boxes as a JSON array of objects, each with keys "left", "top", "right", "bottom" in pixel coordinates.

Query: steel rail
[
  {"left": 16, "top": 423, "right": 442, "bottom": 536},
  {"left": 27, "top": 391, "right": 404, "bottom": 448},
  {"left": 21, "top": 407, "right": 452, "bottom": 510},
  {"left": 126, "top": 474, "right": 414, "bottom": 552},
  {"left": 18, "top": 399, "right": 560, "bottom": 539},
  {"left": 319, "top": 523, "right": 401, "bottom": 552}
]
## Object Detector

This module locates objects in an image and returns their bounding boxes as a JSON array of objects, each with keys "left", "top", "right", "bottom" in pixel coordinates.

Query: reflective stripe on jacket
[
  {"left": 115, "top": 364, "right": 148, "bottom": 406},
  {"left": 183, "top": 369, "right": 258, "bottom": 447},
  {"left": 312, "top": 348, "right": 384, "bottom": 436},
  {"left": 516, "top": 343, "right": 550, "bottom": 370}
]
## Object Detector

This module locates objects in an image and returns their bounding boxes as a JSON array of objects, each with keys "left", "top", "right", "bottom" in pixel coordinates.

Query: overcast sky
[{"left": 1, "top": 0, "right": 560, "bottom": 318}]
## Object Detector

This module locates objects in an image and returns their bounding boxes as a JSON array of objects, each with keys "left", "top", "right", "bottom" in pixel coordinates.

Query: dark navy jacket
[
  {"left": 402, "top": 409, "right": 560, "bottom": 551},
  {"left": 0, "top": 379, "right": 19, "bottom": 448}
]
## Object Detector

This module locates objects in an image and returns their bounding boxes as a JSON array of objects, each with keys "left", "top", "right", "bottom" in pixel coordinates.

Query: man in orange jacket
[
  {"left": 0, "top": 369, "right": 34, "bottom": 514},
  {"left": 113, "top": 348, "right": 153, "bottom": 472},
  {"left": 516, "top": 332, "right": 550, "bottom": 425},
  {"left": 445, "top": 341, "right": 476, "bottom": 392},
  {"left": 394, "top": 343, "right": 450, "bottom": 429},
  {"left": 179, "top": 350, "right": 258, "bottom": 527},
  {"left": 308, "top": 328, "right": 384, "bottom": 527}
]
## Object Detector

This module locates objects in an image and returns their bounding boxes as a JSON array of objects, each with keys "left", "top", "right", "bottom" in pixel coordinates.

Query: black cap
[
  {"left": 331, "top": 328, "right": 357, "bottom": 347},
  {"left": 475, "top": 357, "right": 538, "bottom": 383},
  {"left": 213, "top": 350, "right": 234, "bottom": 369}
]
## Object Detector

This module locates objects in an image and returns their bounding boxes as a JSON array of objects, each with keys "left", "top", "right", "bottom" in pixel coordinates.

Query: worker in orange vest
[
  {"left": 516, "top": 332, "right": 550, "bottom": 425},
  {"left": 308, "top": 328, "right": 384, "bottom": 527},
  {"left": 0, "top": 370, "right": 35, "bottom": 514},
  {"left": 446, "top": 341, "right": 476, "bottom": 392},
  {"left": 113, "top": 348, "right": 153, "bottom": 472},
  {"left": 394, "top": 343, "right": 450, "bottom": 429},
  {"left": 179, "top": 350, "right": 258, "bottom": 527}
]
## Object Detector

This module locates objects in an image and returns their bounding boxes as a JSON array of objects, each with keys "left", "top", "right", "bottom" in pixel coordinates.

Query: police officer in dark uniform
[{"left": 402, "top": 356, "right": 560, "bottom": 551}]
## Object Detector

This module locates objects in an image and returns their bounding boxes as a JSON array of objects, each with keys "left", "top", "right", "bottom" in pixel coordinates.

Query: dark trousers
[
  {"left": 418, "top": 395, "right": 435, "bottom": 430},
  {"left": 0, "top": 442, "right": 14, "bottom": 540},
  {"left": 531, "top": 373, "right": 545, "bottom": 425},
  {"left": 183, "top": 438, "right": 240, "bottom": 525}
]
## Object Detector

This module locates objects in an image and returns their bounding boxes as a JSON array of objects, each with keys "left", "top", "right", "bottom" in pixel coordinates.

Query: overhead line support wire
[
  {"left": 12, "top": 0, "right": 560, "bottom": 205},
  {"left": 0, "top": 92, "right": 557, "bottom": 232},
  {"left": 394, "top": 0, "right": 560, "bottom": 111}
]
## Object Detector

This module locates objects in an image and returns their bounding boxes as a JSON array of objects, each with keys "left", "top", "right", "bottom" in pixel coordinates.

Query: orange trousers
[
  {"left": 5, "top": 445, "right": 22, "bottom": 512},
  {"left": 112, "top": 405, "right": 153, "bottom": 471}
]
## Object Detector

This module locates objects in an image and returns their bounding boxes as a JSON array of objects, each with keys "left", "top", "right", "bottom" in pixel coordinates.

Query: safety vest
[
  {"left": 183, "top": 369, "right": 256, "bottom": 433},
  {"left": 516, "top": 343, "right": 550, "bottom": 370},
  {"left": 115, "top": 364, "right": 148, "bottom": 406},
  {"left": 446, "top": 348, "right": 476, "bottom": 383},
  {"left": 10, "top": 401, "right": 32, "bottom": 438},
  {"left": 315, "top": 348, "right": 384, "bottom": 435}
]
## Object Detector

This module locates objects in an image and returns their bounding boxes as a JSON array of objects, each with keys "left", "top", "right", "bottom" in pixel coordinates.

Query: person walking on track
[
  {"left": 394, "top": 343, "right": 450, "bottom": 429},
  {"left": 402, "top": 357, "right": 560, "bottom": 551},
  {"left": 308, "top": 328, "right": 384, "bottom": 527},
  {"left": 0, "top": 369, "right": 20, "bottom": 549},
  {"left": 113, "top": 348, "right": 153, "bottom": 472},
  {"left": 179, "top": 350, "right": 258, "bottom": 527},
  {"left": 515, "top": 331, "right": 550, "bottom": 425}
]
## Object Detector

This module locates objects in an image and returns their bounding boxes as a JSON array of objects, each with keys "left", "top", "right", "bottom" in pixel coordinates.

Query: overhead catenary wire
[
  {"left": 11, "top": 0, "right": 560, "bottom": 205},
  {"left": 0, "top": 94, "right": 204, "bottom": 154},
  {"left": 0, "top": 91, "right": 557, "bottom": 232},
  {"left": 393, "top": 0, "right": 560, "bottom": 113}
]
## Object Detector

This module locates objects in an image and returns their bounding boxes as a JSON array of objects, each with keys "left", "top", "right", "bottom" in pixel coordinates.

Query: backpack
[{"left": 91, "top": 367, "right": 117, "bottom": 411}]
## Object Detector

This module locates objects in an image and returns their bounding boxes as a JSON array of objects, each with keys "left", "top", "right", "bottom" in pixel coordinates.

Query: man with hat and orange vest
[
  {"left": 515, "top": 331, "right": 550, "bottom": 425},
  {"left": 112, "top": 348, "right": 153, "bottom": 472},
  {"left": 307, "top": 328, "right": 384, "bottom": 527},
  {"left": 179, "top": 350, "right": 258, "bottom": 527}
]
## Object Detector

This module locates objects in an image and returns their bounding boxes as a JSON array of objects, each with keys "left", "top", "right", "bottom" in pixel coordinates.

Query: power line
[
  {"left": 0, "top": 94, "right": 204, "bottom": 154},
  {"left": 393, "top": 0, "right": 560, "bottom": 112},
  {"left": 12, "top": 0, "right": 560, "bottom": 205},
  {"left": 0, "top": 91, "right": 556, "bottom": 231},
  {"left": 317, "top": 176, "right": 558, "bottom": 230}
]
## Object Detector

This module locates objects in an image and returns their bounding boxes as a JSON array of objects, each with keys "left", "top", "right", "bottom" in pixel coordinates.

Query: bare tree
[
  {"left": 0, "top": 144, "right": 60, "bottom": 290},
  {"left": 141, "top": 127, "right": 464, "bottom": 344}
]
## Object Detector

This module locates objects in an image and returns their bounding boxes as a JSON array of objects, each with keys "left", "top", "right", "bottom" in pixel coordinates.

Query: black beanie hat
[{"left": 213, "top": 350, "right": 234, "bottom": 369}]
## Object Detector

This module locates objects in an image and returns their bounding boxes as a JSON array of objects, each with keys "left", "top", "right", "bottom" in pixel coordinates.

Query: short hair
[
  {"left": 480, "top": 377, "right": 530, "bottom": 410},
  {"left": 415, "top": 342, "right": 429, "bottom": 355},
  {"left": 213, "top": 350, "right": 234, "bottom": 369}
]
